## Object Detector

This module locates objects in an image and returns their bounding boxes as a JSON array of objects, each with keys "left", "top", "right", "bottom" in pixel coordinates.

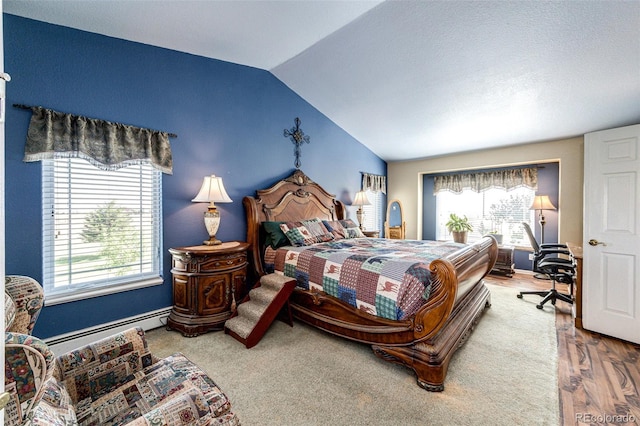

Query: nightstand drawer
[{"left": 200, "top": 252, "right": 247, "bottom": 272}]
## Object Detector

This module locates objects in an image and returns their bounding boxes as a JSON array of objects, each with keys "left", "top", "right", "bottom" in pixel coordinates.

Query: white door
[{"left": 583, "top": 124, "right": 640, "bottom": 344}]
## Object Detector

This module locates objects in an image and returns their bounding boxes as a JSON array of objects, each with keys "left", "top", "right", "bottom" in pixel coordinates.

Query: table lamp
[
  {"left": 352, "top": 190, "right": 371, "bottom": 230},
  {"left": 192, "top": 175, "right": 232, "bottom": 245}
]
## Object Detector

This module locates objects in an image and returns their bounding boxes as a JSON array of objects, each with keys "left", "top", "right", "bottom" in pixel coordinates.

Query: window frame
[{"left": 42, "top": 158, "right": 163, "bottom": 306}]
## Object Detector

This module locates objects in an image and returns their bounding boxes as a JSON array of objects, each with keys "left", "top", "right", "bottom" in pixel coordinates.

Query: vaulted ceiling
[{"left": 5, "top": 0, "right": 640, "bottom": 161}]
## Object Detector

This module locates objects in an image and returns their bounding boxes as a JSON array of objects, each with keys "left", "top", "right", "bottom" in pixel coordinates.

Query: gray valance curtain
[
  {"left": 362, "top": 172, "right": 386, "bottom": 194},
  {"left": 22, "top": 106, "right": 174, "bottom": 174},
  {"left": 433, "top": 167, "right": 537, "bottom": 194}
]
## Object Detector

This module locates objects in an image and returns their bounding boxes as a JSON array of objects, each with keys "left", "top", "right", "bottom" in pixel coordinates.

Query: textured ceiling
[{"left": 5, "top": 0, "right": 640, "bottom": 161}]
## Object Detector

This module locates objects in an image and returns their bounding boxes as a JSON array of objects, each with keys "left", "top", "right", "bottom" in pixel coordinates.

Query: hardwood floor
[{"left": 484, "top": 271, "right": 640, "bottom": 426}]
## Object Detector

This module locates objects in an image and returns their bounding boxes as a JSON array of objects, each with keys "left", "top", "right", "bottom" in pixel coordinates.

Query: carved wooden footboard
[
  {"left": 373, "top": 280, "right": 492, "bottom": 391},
  {"left": 243, "top": 169, "right": 498, "bottom": 391}
]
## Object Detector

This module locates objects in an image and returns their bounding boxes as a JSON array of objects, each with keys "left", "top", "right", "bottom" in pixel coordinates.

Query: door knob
[
  {"left": 588, "top": 239, "right": 606, "bottom": 246},
  {"left": 0, "top": 72, "right": 11, "bottom": 82}
]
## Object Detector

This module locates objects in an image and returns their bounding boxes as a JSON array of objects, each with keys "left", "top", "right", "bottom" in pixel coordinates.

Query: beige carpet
[{"left": 146, "top": 284, "right": 559, "bottom": 425}]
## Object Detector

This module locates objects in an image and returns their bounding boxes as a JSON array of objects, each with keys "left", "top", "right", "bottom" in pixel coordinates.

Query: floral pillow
[{"left": 280, "top": 219, "right": 335, "bottom": 246}]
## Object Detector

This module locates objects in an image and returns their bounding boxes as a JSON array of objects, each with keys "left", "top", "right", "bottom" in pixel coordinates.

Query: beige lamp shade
[
  {"left": 192, "top": 175, "right": 232, "bottom": 245},
  {"left": 192, "top": 175, "right": 232, "bottom": 204},
  {"left": 352, "top": 191, "right": 371, "bottom": 206},
  {"left": 529, "top": 195, "right": 556, "bottom": 211}
]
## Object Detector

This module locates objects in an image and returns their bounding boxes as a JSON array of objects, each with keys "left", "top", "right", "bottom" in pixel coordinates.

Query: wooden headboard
[{"left": 243, "top": 169, "right": 346, "bottom": 277}]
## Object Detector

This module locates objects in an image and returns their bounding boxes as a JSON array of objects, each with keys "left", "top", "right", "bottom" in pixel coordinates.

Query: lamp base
[
  {"left": 356, "top": 208, "right": 365, "bottom": 231},
  {"left": 203, "top": 207, "right": 222, "bottom": 246},
  {"left": 203, "top": 237, "right": 222, "bottom": 246}
]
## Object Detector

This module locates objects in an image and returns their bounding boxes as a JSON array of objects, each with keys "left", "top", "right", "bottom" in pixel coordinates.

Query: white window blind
[
  {"left": 435, "top": 186, "right": 535, "bottom": 246},
  {"left": 362, "top": 190, "right": 382, "bottom": 232},
  {"left": 42, "top": 158, "right": 163, "bottom": 303}
]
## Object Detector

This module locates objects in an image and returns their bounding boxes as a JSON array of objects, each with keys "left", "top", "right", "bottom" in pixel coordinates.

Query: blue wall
[
  {"left": 4, "top": 14, "right": 386, "bottom": 338},
  {"left": 421, "top": 163, "right": 560, "bottom": 270}
]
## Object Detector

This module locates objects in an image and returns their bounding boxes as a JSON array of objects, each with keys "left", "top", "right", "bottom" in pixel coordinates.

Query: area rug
[{"left": 145, "top": 283, "right": 559, "bottom": 425}]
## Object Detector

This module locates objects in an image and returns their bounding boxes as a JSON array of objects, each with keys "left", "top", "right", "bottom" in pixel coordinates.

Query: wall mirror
[{"left": 384, "top": 199, "right": 406, "bottom": 239}]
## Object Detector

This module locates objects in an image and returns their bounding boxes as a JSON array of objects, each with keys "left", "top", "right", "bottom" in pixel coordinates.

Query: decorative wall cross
[{"left": 283, "top": 117, "right": 311, "bottom": 169}]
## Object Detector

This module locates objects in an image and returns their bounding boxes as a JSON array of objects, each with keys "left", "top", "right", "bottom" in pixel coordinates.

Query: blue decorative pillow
[
  {"left": 322, "top": 220, "right": 347, "bottom": 239},
  {"left": 280, "top": 219, "right": 335, "bottom": 246}
]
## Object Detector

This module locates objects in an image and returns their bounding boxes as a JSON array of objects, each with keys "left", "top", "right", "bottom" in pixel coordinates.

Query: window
[
  {"left": 360, "top": 172, "right": 386, "bottom": 233},
  {"left": 42, "top": 158, "right": 163, "bottom": 304},
  {"left": 435, "top": 186, "right": 535, "bottom": 246},
  {"left": 361, "top": 190, "right": 382, "bottom": 232}
]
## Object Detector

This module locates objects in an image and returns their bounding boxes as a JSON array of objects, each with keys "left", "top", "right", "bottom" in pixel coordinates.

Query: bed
[{"left": 243, "top": 170, "right": 498, "bottom": 391}]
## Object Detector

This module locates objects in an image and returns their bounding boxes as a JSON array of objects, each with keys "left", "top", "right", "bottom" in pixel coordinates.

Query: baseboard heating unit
[{"left": 44, "top": 306, "right": 172, "bottom": 354}]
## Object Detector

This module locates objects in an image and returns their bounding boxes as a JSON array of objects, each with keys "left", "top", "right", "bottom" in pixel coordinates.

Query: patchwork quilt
[{"left": 271, "top": 238, "right": 465, "bottom": 320}]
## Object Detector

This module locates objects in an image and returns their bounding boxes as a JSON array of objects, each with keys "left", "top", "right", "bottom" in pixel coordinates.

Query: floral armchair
[
  {"left": 5, "top": 275, "right": 49, "bottom": 424},
  {"left": 5, "top": 275, "right": 45, "bottom": 335},
  {"left": 5, "top": 277, "right": 240, "bottom": 426}
]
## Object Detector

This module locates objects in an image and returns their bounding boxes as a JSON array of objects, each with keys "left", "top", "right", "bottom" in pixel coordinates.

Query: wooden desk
[{"left": 566, "top": 242, "right": 583, "bottom": 329}]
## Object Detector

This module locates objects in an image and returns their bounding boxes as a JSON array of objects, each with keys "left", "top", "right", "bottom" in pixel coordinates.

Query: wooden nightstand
[
  {"left": 167, "top": 241, "right": 249, "bottom": 337},
  {"left": 491, "top": 245, "right": 515, "bottom": 277},
  {"left": 362, "top": 230, "right": 380, "bottom": 238}
]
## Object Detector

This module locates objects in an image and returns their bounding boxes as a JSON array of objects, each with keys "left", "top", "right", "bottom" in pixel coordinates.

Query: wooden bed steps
[{"left": 224, "top": 274, "right": 296, "bottom": 349}]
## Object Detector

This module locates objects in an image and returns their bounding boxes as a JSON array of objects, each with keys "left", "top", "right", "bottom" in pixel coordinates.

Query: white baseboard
[{"left": 44, "top": 306, "right": 172, "bottom": 355}]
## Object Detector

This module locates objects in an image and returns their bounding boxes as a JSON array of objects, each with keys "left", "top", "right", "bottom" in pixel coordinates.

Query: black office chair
[
  {"left": 518, "top": 222, "right": 575, "bottom": 309},
  {"left": 522, "top": 222, "right": 573, "bottom": 283}
]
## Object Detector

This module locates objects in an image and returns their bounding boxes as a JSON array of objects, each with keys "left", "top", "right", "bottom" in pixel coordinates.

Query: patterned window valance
[
  {"left": 433, "top": 167, "right": 537, "bottom": 194},
  {"left": 361, "top": 172, "right": 387, "bottom": 194},
  {"left": 21, "top": 106, "right": 174, "bottom": 174}
]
